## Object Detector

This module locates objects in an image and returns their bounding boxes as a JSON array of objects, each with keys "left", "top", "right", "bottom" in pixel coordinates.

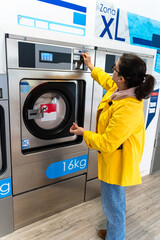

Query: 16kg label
[{"left": 46, "top": 154, "right": 88, "bottom": 179}]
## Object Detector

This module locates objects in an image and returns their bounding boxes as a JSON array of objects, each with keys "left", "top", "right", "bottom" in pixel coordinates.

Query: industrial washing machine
[{"left": 6, "top": 34, "right": 95, "bottom": 229}]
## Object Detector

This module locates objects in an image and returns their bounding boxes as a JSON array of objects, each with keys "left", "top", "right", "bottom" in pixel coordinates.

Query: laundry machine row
[{"left": 5, "top": 34, "right": 95, "bottom": 229}]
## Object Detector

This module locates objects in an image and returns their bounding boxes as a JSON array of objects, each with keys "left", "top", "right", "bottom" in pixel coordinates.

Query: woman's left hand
[{"left": 70, "top": 122, "right": 85, "bottom": 136}]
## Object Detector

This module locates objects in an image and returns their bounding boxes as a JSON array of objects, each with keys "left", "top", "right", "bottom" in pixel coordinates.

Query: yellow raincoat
[{"left": 83, "top": 67, "right": 145, "bottom": 186}]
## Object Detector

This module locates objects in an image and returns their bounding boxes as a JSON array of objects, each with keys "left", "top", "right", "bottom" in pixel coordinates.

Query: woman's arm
[{"left": 82, "top": 52, "right": 115, "bottom": 91}]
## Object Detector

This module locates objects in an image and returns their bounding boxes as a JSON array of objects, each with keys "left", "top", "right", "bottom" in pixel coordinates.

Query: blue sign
[
  {"left": 46, "top": 154, "right": 88, "bottom": 179},
  {"left": 22, "top": 139, "right": 30, "bottom": 149},
  {"left": 128, "top": 12, "right": 160, "bottom": 49},
  {"left": 18, "top": 0, "right": 87, "bottom": 36},
  {"left": 146, "top": 89, "right": 159, "bottom": 129},
  {"left": 155, "top": 50, "right": 160, "bottom": 74},
  {"left": 99, "top": 8, "right": 125, "bottom": 42},
  {"left": 38, "top": 0, "right": 87, "bottom": 13},
  {"left": 20, "top": 82, "right": 30, "bottom": 93},
  {"left": 0, "top": 178, "right": 12, "bottom": 199}
]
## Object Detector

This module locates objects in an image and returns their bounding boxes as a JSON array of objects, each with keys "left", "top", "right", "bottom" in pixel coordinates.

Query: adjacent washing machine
[
  {"left": 6, "top": 34, "right": 95, "bottom": 229},
  {"left": 85, "top": 47, "right": 154, "bottom": 201}
]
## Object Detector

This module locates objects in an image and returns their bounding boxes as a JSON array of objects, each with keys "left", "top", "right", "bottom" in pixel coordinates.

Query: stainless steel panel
[
  {"left": 153, "top": 114, "right": 160, "bottom": 148},
  {"left": 150, "top": 113, "right": 160, "bottom": 173},
  {"left": 5, "top": 39, "right": 19, "bottom": 69},
  {"left": 0, "top": 75, "right": 8, "bottom": 99},
  {"left": 6, "top": 38, "right": 95, "bottom": 71},
  {"left": 95, "top": 50, "right": 106, "bottom": 69},
  {"left": 7, "top": 33, "right": 94, "bottom": 51},
  {"left": 151, "top": 147, "right": 160, "bottom": 174},
  {"left": 0, "top": 197, "right": 14, "bottom": 237},
  {"left": 90, "top": 50, "right": 105, "bottom": 133},
  {"left": 7, "top": 69, "right": 93, "bottom": 167},
  {"left": 35, "top": 44, "right": 72, "bottom": 70},
  {"left": 13, "top": 174, "right": 86, "bottom": 229},
  {"left": 13, "top": 150, "right": 88, "bottom": 195},
  {"left": 90, "top": 81, "right": 103, "bottom": 132},
  {"left": 85, "top": 178, "right": 101, "bottom": 202},
  {"left": 87, "top": 149, "right": 98, "bottom": 180}
]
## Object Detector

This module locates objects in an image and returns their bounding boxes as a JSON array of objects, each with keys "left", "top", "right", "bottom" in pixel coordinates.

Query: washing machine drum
[{"left": 23, "top": 82, "right": 76, "bottom": 140}]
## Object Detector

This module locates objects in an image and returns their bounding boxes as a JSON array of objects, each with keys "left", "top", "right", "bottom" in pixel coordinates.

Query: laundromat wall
[{"left": 0, "top": 0, "right": 160, "bottom": 235}]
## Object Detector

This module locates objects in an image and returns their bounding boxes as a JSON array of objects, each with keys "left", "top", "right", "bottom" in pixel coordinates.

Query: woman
[{"left": 70, "top": 52, "right": 155, "bottom": 240}]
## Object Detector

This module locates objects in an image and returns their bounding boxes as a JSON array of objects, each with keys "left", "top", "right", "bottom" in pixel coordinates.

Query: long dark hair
[{"left": 118, "top": 53, "right": 155, "bottom": 101}]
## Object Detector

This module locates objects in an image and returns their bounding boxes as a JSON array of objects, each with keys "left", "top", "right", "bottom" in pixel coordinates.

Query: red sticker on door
[{"left": 40, "top": 104, "right": 56, "bottom": 113}]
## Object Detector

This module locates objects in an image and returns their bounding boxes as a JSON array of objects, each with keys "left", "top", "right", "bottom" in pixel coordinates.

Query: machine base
[{"left": 13, "top": 175, "right": 86, "bottom": 229}]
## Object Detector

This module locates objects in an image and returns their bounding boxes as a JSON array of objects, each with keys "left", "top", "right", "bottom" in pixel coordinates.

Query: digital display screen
[{"left": 40, "top": 52, "right": 53, "bottom": 62}]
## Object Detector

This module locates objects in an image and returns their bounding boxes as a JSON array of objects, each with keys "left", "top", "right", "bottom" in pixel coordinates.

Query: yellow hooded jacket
[{"left": 83, "top": 67, "right": 145, "bottom": 186}]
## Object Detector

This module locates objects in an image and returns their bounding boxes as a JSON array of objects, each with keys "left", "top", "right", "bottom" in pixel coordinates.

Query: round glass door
[
  {"left": 34, "top": 92, "right": 67, "bottom": 129},
  {"left": 23, "top": 81, "right": 76, "bottom": 140}
]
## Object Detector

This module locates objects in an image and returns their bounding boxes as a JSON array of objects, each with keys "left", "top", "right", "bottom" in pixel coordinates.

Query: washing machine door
[{"left": 22, "top": 81, "right": 76, "bottom": 141}]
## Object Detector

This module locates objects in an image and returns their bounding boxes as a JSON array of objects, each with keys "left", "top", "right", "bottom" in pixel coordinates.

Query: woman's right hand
[
  {"left": 81, "top": 52, "right": 95, "bottom": 71},
  {"left": 70, "top": 122, "right": 85, "bottom": 136}
]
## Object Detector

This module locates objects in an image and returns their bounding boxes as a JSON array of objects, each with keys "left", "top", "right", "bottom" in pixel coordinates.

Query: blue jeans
[{"left": 101, "top": 181, "right": 126, "bottom": 240}]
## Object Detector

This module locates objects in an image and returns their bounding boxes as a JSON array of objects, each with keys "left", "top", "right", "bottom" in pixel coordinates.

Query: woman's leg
[{"left": 101, "top": 181, "right": 126, "bottom": 240}]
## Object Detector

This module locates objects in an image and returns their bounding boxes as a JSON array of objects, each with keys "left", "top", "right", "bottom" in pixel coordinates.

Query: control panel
[
  {"left": 17, "top": 41, "right": 89, "bottom": 71},
  {"left": 73, "top": 49, "right": 88, "bottom": 71}
]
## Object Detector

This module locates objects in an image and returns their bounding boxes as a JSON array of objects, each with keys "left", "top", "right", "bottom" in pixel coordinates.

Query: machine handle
[
  {"left": 28, "top": 108, "right": 44, "bottom": 120},
  {"left": 0, "top": 105, "right": 7, "bottom": 175}
]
